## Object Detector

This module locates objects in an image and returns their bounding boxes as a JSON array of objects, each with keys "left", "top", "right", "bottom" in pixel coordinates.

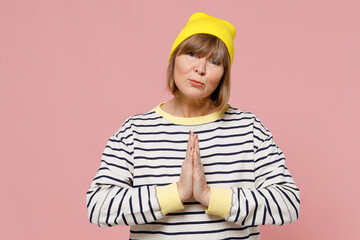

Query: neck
[{"left": 162, "top": 95, "right": 217, "bottom": 118}]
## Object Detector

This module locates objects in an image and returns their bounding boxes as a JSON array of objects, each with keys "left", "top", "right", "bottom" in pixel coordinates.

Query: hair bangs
[{"left": 177, "top": 34, "right": 228, "bottom": 65}]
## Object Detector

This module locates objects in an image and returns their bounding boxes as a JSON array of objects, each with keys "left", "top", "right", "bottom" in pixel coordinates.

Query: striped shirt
[{"left": 86, "top": 104, "right": 300, "bottom": 239}]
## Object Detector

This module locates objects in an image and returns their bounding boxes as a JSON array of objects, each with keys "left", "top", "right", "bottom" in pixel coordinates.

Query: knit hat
[{"left": 169, "top": 12, "right": 236, "bottom": 65}]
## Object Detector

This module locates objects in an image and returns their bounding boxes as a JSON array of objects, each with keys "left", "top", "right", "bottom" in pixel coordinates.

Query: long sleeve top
[{"left": 86, "top": 104, "right": 300, "bottom": 240}]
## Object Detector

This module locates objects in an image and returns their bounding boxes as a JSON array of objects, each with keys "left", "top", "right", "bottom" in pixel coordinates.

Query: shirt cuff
[
  {"left": 206, "top": 187, "right": 233, "bottom": 219},
  {"left": 156, "top": 183, "right": 184, "bottom": 215}
]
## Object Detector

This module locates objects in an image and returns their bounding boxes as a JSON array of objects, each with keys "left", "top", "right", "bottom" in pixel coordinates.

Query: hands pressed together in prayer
[{"left": 177, "top": 131, "right": 211, "bottom": 207}]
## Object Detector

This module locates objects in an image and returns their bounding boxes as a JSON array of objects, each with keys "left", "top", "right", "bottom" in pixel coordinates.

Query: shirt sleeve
[
  {"left": 206, "top": 187, "right": 233, "bottom": 219},
  {"left": 205, "top": 116, "right": 300, "bottom": 225},
  {"left": 226, "top": 116, "right": 300, "bottom": 226},
  {"left": 156, "top": 183, "right": 184, "bottom": 215},
  {"left": 86, "top": 119, "right": 164, "bottom": 227}
]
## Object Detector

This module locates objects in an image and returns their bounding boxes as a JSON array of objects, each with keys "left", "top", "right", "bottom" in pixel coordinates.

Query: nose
[{"left": 194, "top": 58, "right": 206, "bottom": 76}]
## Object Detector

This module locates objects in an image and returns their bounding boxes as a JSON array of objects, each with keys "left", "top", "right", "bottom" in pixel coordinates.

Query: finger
[
  {"left": 185, "top": 131, "right": 193, "bottom": 160},
  {"left": 193, "top": 137, "right": 202, "bottom": 170},
  {"left": 190, "top": 132, "right": 196, "bottom": 152},
  {"left": 192, "top": 149, "right": 198, "bottom": 172},
  {"left": 192, "top": 132, "right": 196, "bottom": 150},
  {"left": 195, "top": 135, "right": 200, "bottom": 157},
  {"left": 186, "top": 131, "right": 192, "bottom": 150},
  {"left": 193, "top": 148, "right": 201, "bottom": 167}
]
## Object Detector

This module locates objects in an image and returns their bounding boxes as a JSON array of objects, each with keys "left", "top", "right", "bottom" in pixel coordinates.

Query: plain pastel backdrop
[{"left": 1, "top": 0, "right": 359, "bottom": 239}]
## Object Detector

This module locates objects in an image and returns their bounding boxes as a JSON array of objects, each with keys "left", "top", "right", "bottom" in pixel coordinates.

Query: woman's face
[{"left": 173, "top": 52, "right": 224, "bottom": 101}]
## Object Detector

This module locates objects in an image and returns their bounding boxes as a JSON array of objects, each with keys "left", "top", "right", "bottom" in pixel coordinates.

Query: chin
[{"left": 185, "top": 94, "right": 210, "bottom": 101}]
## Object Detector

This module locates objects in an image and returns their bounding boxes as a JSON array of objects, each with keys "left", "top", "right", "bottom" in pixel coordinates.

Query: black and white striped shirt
[{"left": 86, "top": 104, "right": 300, "bottom": 239}]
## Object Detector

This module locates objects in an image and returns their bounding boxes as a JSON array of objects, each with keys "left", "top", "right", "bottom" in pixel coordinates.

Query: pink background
[{"left": 1, "top": 0, "right": 359, "bottom": 239}]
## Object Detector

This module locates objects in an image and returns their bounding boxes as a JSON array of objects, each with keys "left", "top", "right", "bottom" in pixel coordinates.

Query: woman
[{"left": 86, "top": 12, "right": 300, "bottom": 239}]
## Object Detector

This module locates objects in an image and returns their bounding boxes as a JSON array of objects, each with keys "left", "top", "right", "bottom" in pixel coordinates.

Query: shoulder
[
  {"left": 226, "top": 105, "right": 272, "bottom": 138},
  {"left": 113, "top": 108, "right": 163, "bottom": 137},
  {"left": 124, "top": 108, "right": 160, "bottom": 125},
  {"left": 225, "top": 105, "right": 262, "bottom": 125},
  {"left": 225, "top": 105, "right": 257, "bottom": 119}
]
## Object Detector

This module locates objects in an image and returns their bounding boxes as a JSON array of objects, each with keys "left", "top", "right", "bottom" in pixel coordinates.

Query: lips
[{"left": 189, "top": 79, "right": 205, "bottom": 87}]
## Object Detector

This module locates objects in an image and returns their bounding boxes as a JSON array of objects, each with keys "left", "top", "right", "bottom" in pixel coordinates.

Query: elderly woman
[{"left": 86, "top": 12, "right": 300, "bottom": 239}]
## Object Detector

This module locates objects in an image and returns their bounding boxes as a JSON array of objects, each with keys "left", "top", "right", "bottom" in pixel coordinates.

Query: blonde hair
[{"left": 167, "top": 34, "right": 231, "bottom": 110}]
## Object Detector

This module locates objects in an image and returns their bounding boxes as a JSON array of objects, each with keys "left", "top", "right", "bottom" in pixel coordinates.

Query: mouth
[{"left": 189, "top": 79, "right": 205, "bottom": 87}]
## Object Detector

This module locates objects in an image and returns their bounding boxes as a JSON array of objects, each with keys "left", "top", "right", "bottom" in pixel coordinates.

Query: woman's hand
[
  {"left": 177, "top": 131, "right": 195, "bottom": 202},
  {"left": 192, "top": 134, "right": 211, "bottom": 207},
  {"left": 177, "top": 131, "right": 210, "bottom": 207}
]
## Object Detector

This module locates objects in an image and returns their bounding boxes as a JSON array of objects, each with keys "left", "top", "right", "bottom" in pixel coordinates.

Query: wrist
[
  {"left": 198, "top": 185, "right": 211, "bottom": 207},
  {"left": 176, "top": 182, "right": 183, "bottom": 202},
  {"left": 177, "top": 182, "right": 190, "bottom": 202}
]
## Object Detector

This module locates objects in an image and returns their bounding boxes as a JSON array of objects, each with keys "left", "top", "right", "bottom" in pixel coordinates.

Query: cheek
[
  {"left": 174, "top": 57, "right": 192, "bottom": 76},
  {"left": 173, "top": 68, "right": 183, "bottom": 84},
  {"left": 209, "top": 68, "right": 224, "bottom": 86}
]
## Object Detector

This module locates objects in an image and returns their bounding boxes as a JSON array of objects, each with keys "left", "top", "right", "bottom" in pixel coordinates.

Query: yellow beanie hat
[{"left": 169, "top": 12, "right": 236, "bottom": 65}]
